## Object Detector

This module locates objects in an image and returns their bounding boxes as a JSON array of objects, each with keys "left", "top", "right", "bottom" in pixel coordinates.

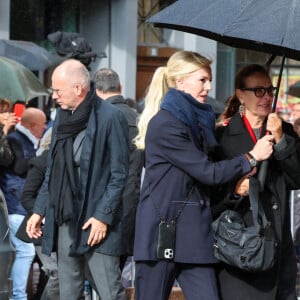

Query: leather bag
[{"left": 211, "top": 177, "right": 276, "bottom": 272}]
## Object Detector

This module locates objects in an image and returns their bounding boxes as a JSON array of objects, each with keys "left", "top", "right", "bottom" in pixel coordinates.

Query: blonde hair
[{"left": 134, "top": 50, "right": 212, "bottom": 149}]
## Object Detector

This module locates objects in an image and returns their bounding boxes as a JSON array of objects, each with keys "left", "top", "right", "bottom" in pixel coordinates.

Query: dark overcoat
[
  {"left": 215, "top": 113, "right": 300, "bottom": 300},
  {"left": 134, "top": 109, "right": 253, "bottom": 263},
  {"left": 106, "top": 95, "right": 143, "bottom": 255},
  {"left": 34, "top": 94, "right": 129, "bottom": 257}
]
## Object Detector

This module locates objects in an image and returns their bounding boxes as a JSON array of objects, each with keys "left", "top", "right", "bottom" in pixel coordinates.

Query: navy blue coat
[
  {"left": 34, "top": 94, "right": 129, "bottom": 256},
  {"left": 134, "top": 109, "right": 253, "bottom": 264}
]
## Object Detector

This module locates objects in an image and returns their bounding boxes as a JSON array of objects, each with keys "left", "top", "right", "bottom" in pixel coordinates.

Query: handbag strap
[{"left": 248, "top": 176, "right": 270, "bottom": 230}]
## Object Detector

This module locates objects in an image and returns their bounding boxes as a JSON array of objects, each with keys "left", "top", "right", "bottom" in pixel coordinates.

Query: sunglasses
[{"left": 240, "top": 86, "right": 277, "bottom": 98}]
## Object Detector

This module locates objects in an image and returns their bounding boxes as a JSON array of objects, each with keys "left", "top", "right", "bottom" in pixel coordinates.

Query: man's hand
[
  {"left": 26, "top": 213, "right": 43, "bottom": 239},
  {"left": 82, "top": 217, "right": 107, "bottom": 247}
]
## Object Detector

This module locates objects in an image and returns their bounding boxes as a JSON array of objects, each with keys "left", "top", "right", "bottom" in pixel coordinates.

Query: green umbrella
[{"left": 0, "top": 56, "right": 49, "bottom": 102}]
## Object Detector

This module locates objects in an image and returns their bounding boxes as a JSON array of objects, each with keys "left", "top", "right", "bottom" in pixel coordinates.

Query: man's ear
[{"left": 75, "top": 83, "right": 83, "bottom": 96}]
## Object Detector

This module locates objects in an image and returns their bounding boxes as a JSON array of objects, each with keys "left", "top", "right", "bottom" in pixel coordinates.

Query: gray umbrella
[
  {"left": 148, "top": 0, "right": 300, "bottom": 110},
  {"left": 0, "top": 39, "right": 62, "bottom": 71},
  {"left": 0, "top": 56, "right": 49, "bottom": 102}
]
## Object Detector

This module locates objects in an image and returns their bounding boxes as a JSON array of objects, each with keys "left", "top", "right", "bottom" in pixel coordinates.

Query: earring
[{"left": 239, "top": 103, "right": 245, "bottom": 117}]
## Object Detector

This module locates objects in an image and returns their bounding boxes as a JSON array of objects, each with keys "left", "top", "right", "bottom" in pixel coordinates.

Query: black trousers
[{"left": 135, "top": 260, "right": 219, "bottom": 300}]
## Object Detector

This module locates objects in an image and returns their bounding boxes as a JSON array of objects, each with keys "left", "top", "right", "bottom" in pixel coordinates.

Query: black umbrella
[
  {"left": 148, "top": 0, "right": 300, "bottom": 110},
  {"left": 0, "top": 39, "right": 62, "bottom": 71},
  {"left": 287, "top": 81, "right": 300, "bottom": 98},
  {"left": 148, "top": 0, "right": 300, "bottom": 189}
]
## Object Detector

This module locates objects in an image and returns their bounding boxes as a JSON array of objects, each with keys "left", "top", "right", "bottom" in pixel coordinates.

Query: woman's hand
[
  {"left": 249, "top": 135, "right": 274, "bottom": 161},
  {"left": 266, "top": 113, "right": 283, "bottom": 143},
  {"left": 0, "top": 113, "right": 17, "bottom": 135},
  {"left": 235, "top": 177, "right": 250, "bottom": 197}
]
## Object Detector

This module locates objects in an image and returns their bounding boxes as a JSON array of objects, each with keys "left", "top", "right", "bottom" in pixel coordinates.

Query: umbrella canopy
[
  {"left": 287, "top": 81, "right": 300, "bottom": 98},
  {"left": 148, "top": 0, "right": 300, "bottom": 60},
  {"left": 0, "top": 39, "right": 62, "bottom": 71},
  {"left": 0, "top": 56, "right": 49, "bottom": 102}
]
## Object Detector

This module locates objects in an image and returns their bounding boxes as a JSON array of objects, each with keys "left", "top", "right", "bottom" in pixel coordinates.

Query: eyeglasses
[
  {"left": 240, "top": 86, "right": 277, "bottom": 98},
  {"left": 48, "top": 88, "right": 63, "bottom": 97}
]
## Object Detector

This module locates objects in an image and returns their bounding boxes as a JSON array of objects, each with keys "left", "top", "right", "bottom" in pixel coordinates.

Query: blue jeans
[{"left": 8, "top": 214, "right": 35, "bottom": 300}]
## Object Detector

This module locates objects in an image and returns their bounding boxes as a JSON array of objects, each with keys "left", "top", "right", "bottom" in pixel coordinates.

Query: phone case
[{"left": 157, "top": 221, "right": 176, "bottom": 260}]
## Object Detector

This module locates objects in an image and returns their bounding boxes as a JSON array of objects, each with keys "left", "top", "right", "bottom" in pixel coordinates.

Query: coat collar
[
  {"left": 106, "top": 95, "right": 126, "bottom": 105},
  {"left": 224, "top": 113, "right": 256, "bottom": 154}
]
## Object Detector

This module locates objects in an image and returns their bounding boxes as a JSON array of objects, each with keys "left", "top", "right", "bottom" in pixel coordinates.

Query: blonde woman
[{"left": 133, "top": 51, "right": 274, "bottom": 300}]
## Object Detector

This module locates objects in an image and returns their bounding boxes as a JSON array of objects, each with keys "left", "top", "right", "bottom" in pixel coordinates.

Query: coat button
[
  {"left": 200, "top": 200, "right": 205, "bottom": 205},
  {"left": 272, "top": 203, "right": 279, "bottom": 210}
]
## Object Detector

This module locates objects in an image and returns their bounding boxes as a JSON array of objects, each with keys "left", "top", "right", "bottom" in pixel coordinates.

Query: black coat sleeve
[
  {"left": 0, "top": 127, "right": 14, "bottom": 167},
  {"left": 21, "top": 151, "right": 48, "bottom": 213}
]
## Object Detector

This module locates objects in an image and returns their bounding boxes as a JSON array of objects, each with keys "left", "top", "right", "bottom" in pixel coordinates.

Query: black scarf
[
  {"left": 160, "top": 88, "right": 217, "bottom": 151},
  {"left": 49, "top": 87, "right": 95, "bottom": 225}
]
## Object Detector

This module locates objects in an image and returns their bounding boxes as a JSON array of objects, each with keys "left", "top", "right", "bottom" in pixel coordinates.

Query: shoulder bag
[{"left": 211, "top": 177, "right": 276, "bottom": 272}]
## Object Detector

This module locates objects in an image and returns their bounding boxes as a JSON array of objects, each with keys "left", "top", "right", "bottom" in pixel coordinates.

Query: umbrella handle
[
  {"left": 257, "top": 161, "right": 268, "bottom": 192},
  {"left": 258, "top": 56, "right": 285, "bottom": 191}
]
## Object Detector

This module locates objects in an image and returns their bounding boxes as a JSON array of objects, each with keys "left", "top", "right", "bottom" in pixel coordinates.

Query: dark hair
[
  {"left": 0, "top": 99, "right": 12, "bottom": 113},
  {"left": 93, "top": 68, "right": 121, "bottom": 93},
  {"left": 222, "top": 64, "right": 270, "bottom": 119}
]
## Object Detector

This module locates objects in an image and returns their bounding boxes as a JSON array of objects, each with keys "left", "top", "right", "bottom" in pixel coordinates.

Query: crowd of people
[{"left": 1, "top": 50, "right": 300, "bottom": 300}]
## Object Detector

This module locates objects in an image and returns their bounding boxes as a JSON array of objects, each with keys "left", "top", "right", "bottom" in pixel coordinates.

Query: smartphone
[
  {"left": 157, "top": 221, "right": 176, "bottom": 260},
  {"left": 13, "top": 103, "right": 25, "bottom": 122}
]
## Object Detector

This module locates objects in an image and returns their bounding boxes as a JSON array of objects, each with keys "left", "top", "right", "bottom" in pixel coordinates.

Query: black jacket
[
  {"left": 215, "top": 113, "right": 300, "bottom": 300},
  {"left": 106, "top": 95, "right": 143, "bottom": 255},
  {"left": 21, "top": 150, "right": 49, "bottom": 213},
  {"left": 0, "top": 127, "right": 13, "bottom": 167},
  {"left": 34, "top": 94, "right": 129, "bottom": 256}
]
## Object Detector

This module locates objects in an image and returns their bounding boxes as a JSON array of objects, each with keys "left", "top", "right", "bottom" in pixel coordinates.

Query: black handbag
[{"left": 211, "top": 177, "right": 276, "bottom": 272}]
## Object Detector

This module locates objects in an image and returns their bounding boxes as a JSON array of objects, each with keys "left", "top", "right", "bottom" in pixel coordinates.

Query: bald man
[
  {"left": 0, "top": 107, "right": 46, "bottom": 300},
  {"left": 27, "top": 59, "right": 129, "bottom": 300}
]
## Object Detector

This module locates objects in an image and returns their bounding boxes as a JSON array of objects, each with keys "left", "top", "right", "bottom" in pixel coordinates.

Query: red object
[{"left": 13, "top": 103, "right": 25, "bottom": 122}]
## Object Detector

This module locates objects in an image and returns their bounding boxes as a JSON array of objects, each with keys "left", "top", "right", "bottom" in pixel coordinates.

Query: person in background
[
  {"left": 215, "top": 64, "right": 300, "bottom": 300},
  {"left": 133, "top": 51, "right": 273, "bottom": 300},
  {"left": 93, "top": 68, "right": 144, "bottom": 270},
  {"left": 0, "top": 107, "right": 46, "bottom": 300},
  {"left": 0, "top": 98, "right": 17, "bottom": 136},
  {"left": 0, "top": 98, "right": 16, "bottom": 298},
  {"left": 20, "top": 127, "right": 59, "bottom": 300},
  {"left": 290, "top": 117, "right": 300, "bottom": 278},
  {"left": 290, "top": 102, "right": 300, "bottom": 123},
  {"left": 0, "top": 98, "right": 12, "bottom": 113},
  {"left": 26, "top": 59, "right": 129, "bottom": 300}
]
